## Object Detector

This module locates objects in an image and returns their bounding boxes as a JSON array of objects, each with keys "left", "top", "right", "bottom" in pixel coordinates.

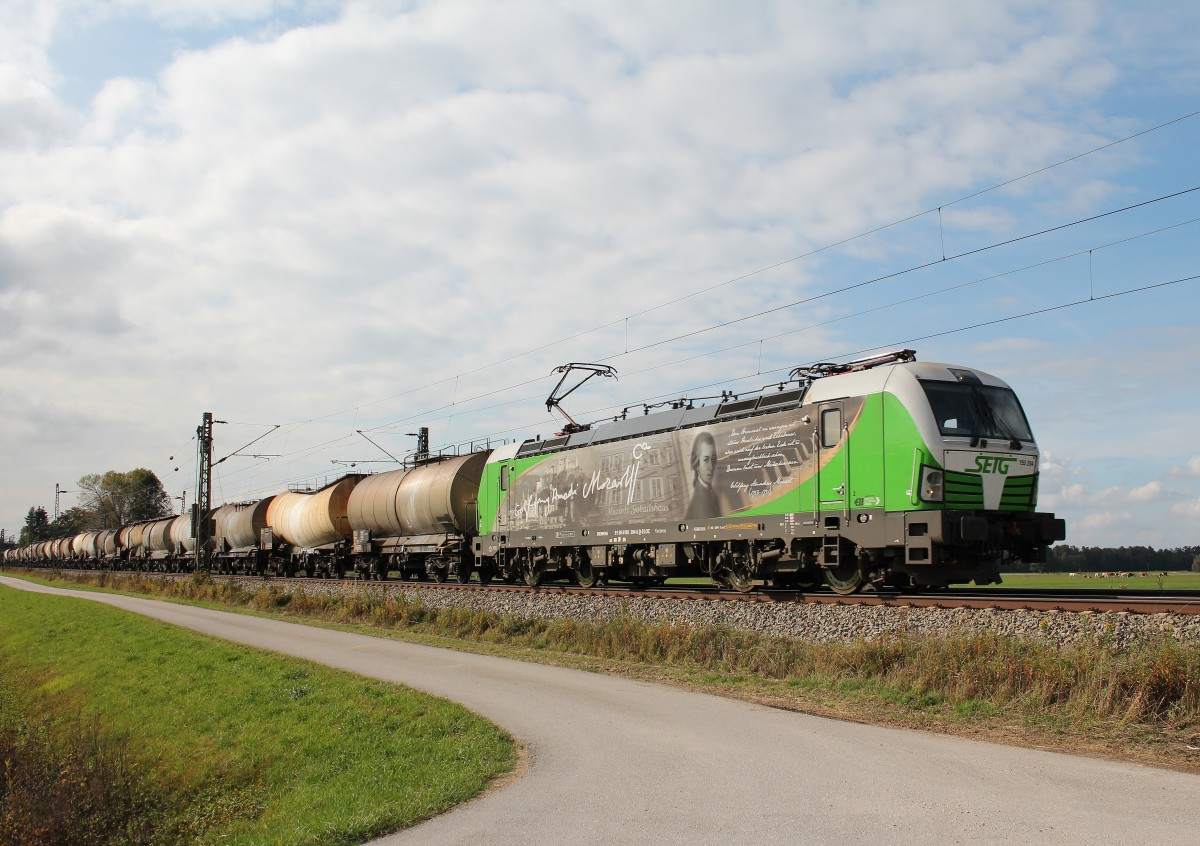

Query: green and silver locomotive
[{"left": 473, "top": 350, "right": 1065, "bottom": 593}]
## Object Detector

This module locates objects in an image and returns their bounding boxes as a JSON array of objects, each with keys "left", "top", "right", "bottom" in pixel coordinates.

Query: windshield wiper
[{"left": 969, "top": 387, "right": 1022, "bottom": 451}]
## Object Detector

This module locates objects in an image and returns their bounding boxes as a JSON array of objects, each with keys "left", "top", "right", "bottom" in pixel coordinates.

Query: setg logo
[{"left": 973, "top": 455, "right": 1014, "bottom": 474}]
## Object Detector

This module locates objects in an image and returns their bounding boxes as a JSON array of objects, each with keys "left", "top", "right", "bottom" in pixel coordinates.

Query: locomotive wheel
[
  {"left": 524, "top": 561, "right": 544, "bottom": 587},
  {"left": 456, "top": 562, "right": 473, "bottom": 585},
  {"left": 824, "top": 561, "right": 864, "bottom": 595},
  {"left": 477, "top": 565, "right": 494, "bottom": 586},
  {"left": 575, "top": 556, "right": 597, "bottom": 588},
  {"left": 726, "top": 558, "right": 756, "bottom": 593}
]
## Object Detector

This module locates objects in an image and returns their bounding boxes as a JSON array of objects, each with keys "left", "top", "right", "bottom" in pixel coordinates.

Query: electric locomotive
[{"left": 473, "top": 350, "right": 1065, "bottom": 593}]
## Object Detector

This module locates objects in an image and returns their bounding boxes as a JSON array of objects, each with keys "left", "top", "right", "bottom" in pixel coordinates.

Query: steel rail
[
  {"left": 23, "top": 568, "right": 1200, "bottom": 615},
  {"left": 217, "top": 573, "right": 1200, "bottom": 614}
]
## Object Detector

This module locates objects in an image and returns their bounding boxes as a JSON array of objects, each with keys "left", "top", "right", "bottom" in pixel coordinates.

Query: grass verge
[
  {"left": 0, "top": 584, "right": 515, "bottom": 846},
  {"left": 8, "top": 569, "right": 1200, "bottom": 775}
]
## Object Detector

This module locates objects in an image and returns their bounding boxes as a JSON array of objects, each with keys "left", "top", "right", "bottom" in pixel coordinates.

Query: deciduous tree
[
  {"left": 49, "top": 507, "right": 90, "bottom": 538},
  {"left": 76, "top": 469, "right": 172, "bottom": 528}
]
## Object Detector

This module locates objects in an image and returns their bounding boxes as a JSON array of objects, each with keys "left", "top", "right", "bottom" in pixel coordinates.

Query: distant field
[
  {"left": 663, "top": 572, "right": 1200, "bottom": 590},
  {"left": 994, "top": 572, "right": 1200, "bottom": 590},
  {"left": 669, "top": 572, "right": 1200, "bottom": 590}
]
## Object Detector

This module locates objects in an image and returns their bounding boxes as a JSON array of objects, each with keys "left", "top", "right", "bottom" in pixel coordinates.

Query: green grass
[
  {"left": 0, "top": 586, "right": 515, "bottom": 846},
  {"left": 995, "top": 572, "right": 1200, "bottom": 590},
  {"left": 513, "top": 572, "right": 1200, "bottom": 590},
  {"left": 9, "top": 569, "right": 1200, "bottom": 774}
]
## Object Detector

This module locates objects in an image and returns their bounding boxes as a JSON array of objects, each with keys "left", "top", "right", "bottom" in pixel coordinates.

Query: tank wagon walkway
[{"left": 4, "top": 577, "right": 1197, "bottom": 846}]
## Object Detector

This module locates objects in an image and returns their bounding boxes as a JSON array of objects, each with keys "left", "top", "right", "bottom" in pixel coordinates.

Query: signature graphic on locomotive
[{"left": 498, "top": 402, "right": 861, "bottom": 529}]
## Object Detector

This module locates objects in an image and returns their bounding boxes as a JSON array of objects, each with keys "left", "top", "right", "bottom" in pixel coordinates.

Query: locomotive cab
[{"left": 873, "top": 361, "right": 1066, "bottom": 587}]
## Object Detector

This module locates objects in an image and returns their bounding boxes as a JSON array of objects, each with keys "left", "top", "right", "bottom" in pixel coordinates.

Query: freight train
[{"left": 4, "top": 351, "right": 1066, "bottom": 593}]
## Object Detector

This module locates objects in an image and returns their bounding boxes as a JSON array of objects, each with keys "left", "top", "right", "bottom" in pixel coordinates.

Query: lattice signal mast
[{"left": 194, "top": 412, "right": 214, "bottom": 573}]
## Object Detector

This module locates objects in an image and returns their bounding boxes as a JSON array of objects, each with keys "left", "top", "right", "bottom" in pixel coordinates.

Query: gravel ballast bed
[{"left": 215, "top": 576, "right": 1200, "bottom": 649}]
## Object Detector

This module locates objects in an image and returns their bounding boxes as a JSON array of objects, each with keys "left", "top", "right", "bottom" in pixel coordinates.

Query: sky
[{"left": 1, "top": 0, "right": 1198, "bottom": 549}]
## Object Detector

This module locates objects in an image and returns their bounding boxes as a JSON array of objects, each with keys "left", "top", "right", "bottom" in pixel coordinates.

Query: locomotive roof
[{"left": 508, "top": 351, "right": 1012, "bottom": 462}]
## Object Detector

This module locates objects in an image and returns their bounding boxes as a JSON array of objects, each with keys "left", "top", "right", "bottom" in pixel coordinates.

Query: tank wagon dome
[
  {"left": 347, "top": 452, "right": 489, "bottom": 538},
  {"left": 267, "top": 476, "right": 359, "bottom": 549}
]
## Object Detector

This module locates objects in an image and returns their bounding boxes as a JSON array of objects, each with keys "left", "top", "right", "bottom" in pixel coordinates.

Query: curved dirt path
[{"left": 4, "top": 576, "right": 1198, "bottom": 845}]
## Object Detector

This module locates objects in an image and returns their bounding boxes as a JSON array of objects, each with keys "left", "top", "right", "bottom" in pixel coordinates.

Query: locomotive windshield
[{"left": 920, "top": 381, "right": 1034, "bottom": 444}]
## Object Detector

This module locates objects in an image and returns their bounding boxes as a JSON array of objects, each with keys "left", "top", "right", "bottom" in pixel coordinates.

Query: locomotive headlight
[{"left": 920, "top": 466, "right": 944, "bottom": 503}]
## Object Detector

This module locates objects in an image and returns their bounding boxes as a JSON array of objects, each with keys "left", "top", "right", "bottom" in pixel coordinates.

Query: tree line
[
  {"left": 8, "top": 469, "right": 174, "bottom": 546},
  {"left": 1035, "top": 544, "right": 1200, "bottom": 574}
]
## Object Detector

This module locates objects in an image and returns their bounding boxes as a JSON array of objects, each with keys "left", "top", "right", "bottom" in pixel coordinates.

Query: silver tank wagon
[{"left": 346, "top": 452, "right": 489, "bottom": 581}]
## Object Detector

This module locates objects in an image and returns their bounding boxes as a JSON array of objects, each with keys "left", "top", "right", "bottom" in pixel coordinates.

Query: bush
[{"left": 0, "top": 674, "right": 166, "bottom": 846}]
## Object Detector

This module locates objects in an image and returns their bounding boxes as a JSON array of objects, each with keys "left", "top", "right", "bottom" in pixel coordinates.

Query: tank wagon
[
  {"left": 203, "top": 499, "right": 271, "bottom": 575},
  {"left": 473, "top": 350, "right": 1065, "bottom": 593},
  {"left": 6, "top": 351, "right": 1065, "bottom": 594},
  {"left": 347, "top": 452, "right": 489, "bottom": 582},
  {"left": 263, "top": 477, "right": 360, "bottom": 577}
]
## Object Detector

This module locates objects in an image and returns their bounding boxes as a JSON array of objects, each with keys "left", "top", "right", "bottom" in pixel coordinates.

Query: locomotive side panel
[{"left": 487, "top": 407, "right": 828, "bottom": 534}]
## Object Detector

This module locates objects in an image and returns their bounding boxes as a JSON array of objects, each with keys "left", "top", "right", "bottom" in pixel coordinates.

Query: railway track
[{"left": 38, "top": 568, "right": 1200, "bottom": 615}]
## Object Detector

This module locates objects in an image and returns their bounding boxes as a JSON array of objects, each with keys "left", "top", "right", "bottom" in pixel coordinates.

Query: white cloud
[
  {"left": 1171, "top": 457, "right": 1200, "bottom": 478},
  {"left": 1171, "top": 500, "right": 1200, "bottom": 521},
  {"left": 1128, "top": 481, "right": 1166, "bottom": 503},
  {"left": 1076, "top": 511, "right": 1133, "bottom": 532}
]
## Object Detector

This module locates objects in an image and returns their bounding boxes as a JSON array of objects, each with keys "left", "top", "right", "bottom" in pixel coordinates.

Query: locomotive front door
[{"left": 817, "top": 402, "right": 847, "bottom": 510}]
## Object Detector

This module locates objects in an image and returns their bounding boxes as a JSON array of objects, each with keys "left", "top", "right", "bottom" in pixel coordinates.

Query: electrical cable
[{"left": 256, "top": 110, "right": 1200, "bottom": 429}]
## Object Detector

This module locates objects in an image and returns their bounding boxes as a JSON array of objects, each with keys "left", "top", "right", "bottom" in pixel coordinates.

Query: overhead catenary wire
[
  {"left": 459, "top": 268, "right": 1200, "bottom": 444},
  {"left": 228, "top": 260, "right": 1200, "bottom": 498},
  {"left": 196, "top": 112, "right": 1200, "bottom": 500},
  {"left": 255, "top": 110, "right": 1200, "bottom": 431},
  {"left": 349, "top": 184, "right": 1199, "bottom": 436},
  {"left": 26, "top": 111, "right": 1200, "bottom": 517},
  {"left": 215, "top": 207, "right": 1200, "bottom": 499}
]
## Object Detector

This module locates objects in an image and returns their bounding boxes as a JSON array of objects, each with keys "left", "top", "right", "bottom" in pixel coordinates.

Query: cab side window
[{"left": 821, "top": 408, "right": 842, "bottom": 449}]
